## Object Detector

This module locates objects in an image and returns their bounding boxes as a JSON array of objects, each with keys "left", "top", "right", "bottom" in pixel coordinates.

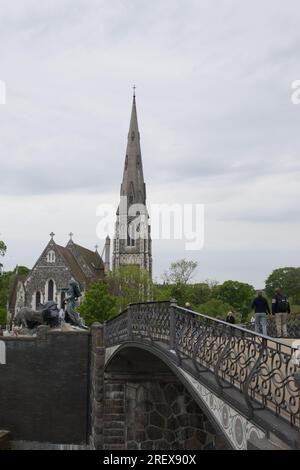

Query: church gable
[
  {"left": 30, "top": 239, "right": 68, "bottom": 272},
  {"left": 24, "top": 237, "right": 77, "bottom": 310}
]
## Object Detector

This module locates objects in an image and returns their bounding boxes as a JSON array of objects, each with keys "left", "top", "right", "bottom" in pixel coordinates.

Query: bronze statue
[{"left": 64, "top": 278, "right": 87, "bottom": 329}]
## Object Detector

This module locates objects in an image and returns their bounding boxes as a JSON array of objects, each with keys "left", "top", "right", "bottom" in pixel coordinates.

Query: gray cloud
[{"left": 1, "top": 0, "right": 300, "bottom": 285}]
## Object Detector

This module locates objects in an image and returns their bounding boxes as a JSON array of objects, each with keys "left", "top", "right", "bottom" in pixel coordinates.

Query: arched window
[
  {"left": 48, "top": 280, "right": 54, "bottom": 301},
  {"left": 36, "top": 291, "right": 41, "bottom": 309},
  {"left": 47, "top": 250, "right": 55, "bottom": 263}
]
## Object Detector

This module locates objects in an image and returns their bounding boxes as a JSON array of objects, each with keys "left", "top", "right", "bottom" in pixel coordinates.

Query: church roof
[
  {"left": 72, "top": 243, "right": 104, "bottom": 274},
  {"left": 56, "top": 245, "right": 87, "bottom": 286}
]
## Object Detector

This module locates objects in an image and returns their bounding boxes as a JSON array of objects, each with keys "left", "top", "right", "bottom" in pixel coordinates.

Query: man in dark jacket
[
  {"left": 251, "top": 291, "right": 270, "bottom": 336},
  {"left": 272, "top": 288, "right": 290, "bottom": 338}
]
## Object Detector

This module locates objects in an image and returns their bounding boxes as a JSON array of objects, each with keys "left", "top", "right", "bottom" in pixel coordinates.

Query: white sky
[{"left": 0, "top": 0, "right": 300, "bottom": 287}]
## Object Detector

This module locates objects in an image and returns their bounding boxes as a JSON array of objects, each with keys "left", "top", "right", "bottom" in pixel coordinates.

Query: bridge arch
[{"left": 104, "top": 343, "right": 235, "bottom": 450}]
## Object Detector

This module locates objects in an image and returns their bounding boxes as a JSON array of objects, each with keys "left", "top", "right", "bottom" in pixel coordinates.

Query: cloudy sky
[{"left": 1, "top": 0, "right": 300, "bottom": 287}]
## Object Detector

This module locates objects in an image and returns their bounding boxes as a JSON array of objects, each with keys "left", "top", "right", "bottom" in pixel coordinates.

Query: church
[{"left": 8, "top": 92, "right": 152, "bottom": 320}]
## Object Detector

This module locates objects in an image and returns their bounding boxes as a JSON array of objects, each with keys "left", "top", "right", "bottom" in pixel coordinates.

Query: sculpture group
[{"left": 13, "top": 279, "right": 87, "bottom": 332}]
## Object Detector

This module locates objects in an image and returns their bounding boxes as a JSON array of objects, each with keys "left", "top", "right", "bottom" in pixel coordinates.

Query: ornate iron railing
[
  {"left": 242, "top": 318, "right": 300, "bottom": 338},
  {"left": 105, "top": 301, "right": 300, "bottom": 428}
]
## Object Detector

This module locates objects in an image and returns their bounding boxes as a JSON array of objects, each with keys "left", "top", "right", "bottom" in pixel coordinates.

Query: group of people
[
  {"left": 225, "top": 288, "right": 291, "bottom": 338},
  {"left": 251, "top": 288, "right": 290, "bottom": 338}
]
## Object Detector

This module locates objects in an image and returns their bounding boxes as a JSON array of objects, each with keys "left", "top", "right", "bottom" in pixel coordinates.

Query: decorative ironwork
[
  {"left": 105, "top": 301, "right": 300, "bottom": 428},
  {"left": 242, "top": 318, "right": 300, "bottom": 338}
]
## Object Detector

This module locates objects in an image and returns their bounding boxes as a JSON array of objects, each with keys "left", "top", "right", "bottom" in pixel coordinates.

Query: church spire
[
  {"left": 113, "top": 90, "right": 152, "bottom": 277},
  {"left": 120, "top": 91, "right": 146, "bottom": 206}
]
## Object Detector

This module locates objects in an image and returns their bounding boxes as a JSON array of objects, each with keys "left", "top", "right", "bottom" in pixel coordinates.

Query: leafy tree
[
  {"left": 0, "top": 240, "right": 7, "bottom": 271},
  {"left": 78, "top": 281, "right": 118, "bottom": 326},
  {"left": 0, "top": 266, "right": 31, "bottom": 327},
  {"left": 265, "top": 267, "right": 300, "bottom": 304},
  {"left": 163, "top": 259, "right": 198, "bottom": 284},
  {"left": 195, "top": 298, "right": 232, "bottom": 320},
  {"left": 214, "top": 280, "right": 256, "bottom": 321},
  {"left": 153, "top": 283, "right": 173, "bottom": 302},
  {"left": 185, "top": 283, "right": 211, "bottom": 307},
  {"left": 108, "top": 266, "right": 152, "bottom": 311}
]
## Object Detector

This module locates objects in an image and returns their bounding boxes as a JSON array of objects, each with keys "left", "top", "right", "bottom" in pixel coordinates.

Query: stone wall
[
  {"left": 0, "top": 328, "right": 90, "bottom": 445},
  {"left": 98, "top": 375, "right": 227, "bottom": 450},
  {"left": 125, "top": 380, "right": 222, "bottom": 450}
]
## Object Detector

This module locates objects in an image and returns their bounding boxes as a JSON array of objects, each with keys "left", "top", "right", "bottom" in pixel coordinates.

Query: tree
[
  {"left": 196, "top": 298, "right": 232, "bottom": 320},
  {"left": 185, "top": 283, "right": 211, "bottom": 307},
  {"left": 108, "top": 266, "right": 152, "bottom": 311},
  {"left": 214, "top": 280, "right": 256, "bottom": 321},
  {"left": 163, "top": 259, "right": 198, "bottom": 284},
  {"left": 78, "top": 281, "right": 118, "bottom": 326},
  {"left": 265, "top": 267, "right": 300, "bottom": 304},
  {"left": 0, "top": 240, "right": 7, "bottom": 271}
]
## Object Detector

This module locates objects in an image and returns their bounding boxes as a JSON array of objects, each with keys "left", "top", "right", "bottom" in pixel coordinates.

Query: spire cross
[
  {"left": 69, "top": 232, "right": 74, "bottom": 241},
  {"left": 133, "top": 85, "right": 136, "bottom": 97},
  {"left": 50, "top": 232, "right": 55, "bottom": 240}
]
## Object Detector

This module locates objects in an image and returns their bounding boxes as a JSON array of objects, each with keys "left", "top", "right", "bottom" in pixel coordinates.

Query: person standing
[
  {"left": 272, "top": 288, "right": 290, "bottom": 338},
  {"left": 251, "top": 291, "right": 270, "bottom": 336}
]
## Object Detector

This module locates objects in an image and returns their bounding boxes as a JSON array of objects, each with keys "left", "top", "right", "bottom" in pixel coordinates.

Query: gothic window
[
  {"left": 48, "top": 279, "right": 54, "bottom": 301},
  {"left": 125, "top": 155, "right": 128, "bottom": 170},
  {"left": 47, "top": 250, "right": 55, "bottom": 263},
  {"left": 36, "top": 291, "right": 41, "bottom": 309}
]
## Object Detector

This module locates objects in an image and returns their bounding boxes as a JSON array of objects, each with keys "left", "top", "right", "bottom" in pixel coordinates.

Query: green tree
[
  {"left": 163, "top": 259, "right": 198, "bottom": 284},
  {"left": 108, "top": 266, "right": 152, "bottom": 311},
  {"left": 0, "top": 266, "right": 30, "bottom": 326},
  {"left": 265, "top": 267, "right": 300, "bottom": 304},
  {"left": 153, "top": 283, "right": 173, "bottom": 302},
  {"left": 185, "top": 283, "right": 211, "bottom": 308},
  {"left": 214, "top": 280, "right": 256, "bottom": 321},
  {"left": 196, "top": 298, "right": 232, "bottom": 320},
  {"left": 78, "top": 281, "right": 118, "bottom": 326},
  {"left": 0, "top": 240, "right": 7, "bottom": 271}
]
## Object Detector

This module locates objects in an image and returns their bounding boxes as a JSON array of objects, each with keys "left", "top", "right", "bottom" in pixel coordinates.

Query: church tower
[{"left": 112, "top": 91, "right": 152, "bottom": 277}]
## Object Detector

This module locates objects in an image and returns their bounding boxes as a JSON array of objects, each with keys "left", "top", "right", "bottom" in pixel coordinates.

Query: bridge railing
[{"left": 105, "top": 300, "right": 300, "bottom": 428}]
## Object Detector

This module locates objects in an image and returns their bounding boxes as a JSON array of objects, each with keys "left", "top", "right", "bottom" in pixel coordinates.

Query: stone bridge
[
  {"left": 90, "top": 301, "right": 300, "bottom": 451},
  {"left": 1, "top": 300, "right": 300, "bottom": 450}
]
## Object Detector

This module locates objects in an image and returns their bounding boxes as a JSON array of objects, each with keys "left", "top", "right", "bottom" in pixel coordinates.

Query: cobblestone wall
[{"left": 125, "top": 380, "right": 225, "bottom": 450}]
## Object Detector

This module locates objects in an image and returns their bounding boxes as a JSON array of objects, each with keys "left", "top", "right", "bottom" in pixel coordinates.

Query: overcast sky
[{"left": 1, "top": 0, "right": 300, "bottom": 287}]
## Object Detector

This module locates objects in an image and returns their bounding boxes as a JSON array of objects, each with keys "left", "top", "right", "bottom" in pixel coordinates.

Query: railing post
[
  {"left": 244, "top": 335, "right": 267, "bottom": 420},
  {"left": 127, "top": 304, "right": 133, "bottom": 341},
  {"left": 169, "top": 299, "right": 177, "bottom": 351}
]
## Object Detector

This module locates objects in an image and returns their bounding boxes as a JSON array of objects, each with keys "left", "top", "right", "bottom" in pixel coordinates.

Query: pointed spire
[{"left": 120, "top": 90, "right": 146, "bottom": 206}]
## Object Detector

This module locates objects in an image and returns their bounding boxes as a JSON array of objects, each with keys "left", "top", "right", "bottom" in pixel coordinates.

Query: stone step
[
  {"left": 104, "top": 413, "right": 125, "bottom": 422},
  {"left": 104, "top": 391, "right": 125, "bottom": 400},
  {"left": 104, "top": 406, "right": 124, "bottom": 414},
  {"left": 104, "top": 436, "right": 125, "bottom": 445},
  {"left": 103, "top": 429, "right": 125, "bottom": 437},
  {"left": 104, "top": 399, "right": 124, "bottom": 408},
  {"left": 103, "top": 420, "right": 125, "bottom": 430}
]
